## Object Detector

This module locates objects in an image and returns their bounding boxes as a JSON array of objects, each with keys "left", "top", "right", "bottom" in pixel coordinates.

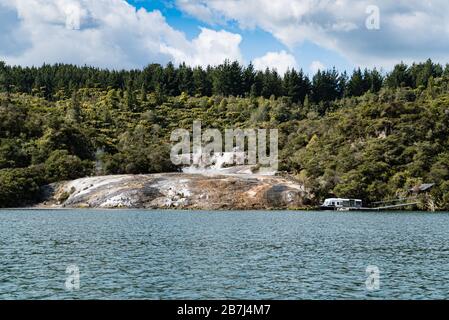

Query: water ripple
[{"left": 1, "top": 210, "right": 449, "bottom": 299}]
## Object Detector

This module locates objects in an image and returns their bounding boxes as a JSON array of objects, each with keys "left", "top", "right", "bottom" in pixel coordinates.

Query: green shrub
[
  {"left": 0, "top": 166, "right": 46, "bottom": 208},
  {"left": 44, "top": 150, "right": 93, "bottom": 183}
]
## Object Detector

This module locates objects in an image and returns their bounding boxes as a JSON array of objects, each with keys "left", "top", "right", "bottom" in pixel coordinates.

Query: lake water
[{"left": 1, "top": 209, "right": 449, "bottom": 300}]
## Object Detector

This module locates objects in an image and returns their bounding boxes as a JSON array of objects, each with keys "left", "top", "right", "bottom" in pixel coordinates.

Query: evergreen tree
[
  {"left": 192, "top": 66, "right": 211, "bottom": 96},
  {"left": 230, "top": 60, "right": 244, "bottom": 96},
  {"left": 213, "top": 60, "right": 243, "bottom": 96},
  {"left": 177, "top": 63, "right": 194, "bottom": 95},
  {"left": 312, "top": 68, "right": 341, "bottom": 103},
  {"left": 410, "top": 59, "right": 443, "bottom": 88},
  {"left": 242, "top": 62, "right": 256, "bottom": 96},
  {"left": 386, "top": 62, "right": 412, "bottom": 88},
  {"left": 369, "top": 68, "right": 383, "bottom": 92},
  {"left": 347, "top": 68, "right": 365, "bottom": 97},
  {"left": 250, "top": 71, "right": 264, "bottom": 98},
  {"left": 283, "top": 69, "right": 300, "bottom": 102},
  {"left": 261, "top": 68, "right": 282, "bottom": 98},
  {"left": 163, "top": 62, "right": 179, "bottom": 96}
]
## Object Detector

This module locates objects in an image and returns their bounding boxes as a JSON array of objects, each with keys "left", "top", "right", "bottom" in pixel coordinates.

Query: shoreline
[
  {"left": 0, "top": 173, "right": 438, "bottom": 212},
  {"left": 1, "top": 207, "right": 443, "bottom": 212}
]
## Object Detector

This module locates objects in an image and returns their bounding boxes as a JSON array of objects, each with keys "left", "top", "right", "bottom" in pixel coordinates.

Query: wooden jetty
[
  {"left": 355, "top": 202, "right": 420, "bottom": 211},
  {"left": 364, "top": 197, "right": 419, "bottom": 211},
  {"left": 322, "top": 197, "right": 420, "bottom": 211},
  {"left": 323, "top": 183, "right": 434, "bottom": 211}
]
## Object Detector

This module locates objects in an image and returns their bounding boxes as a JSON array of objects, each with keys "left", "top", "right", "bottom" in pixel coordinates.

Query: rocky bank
[{"left": 38, "top": 173, "right": 311, "bottom": 210}]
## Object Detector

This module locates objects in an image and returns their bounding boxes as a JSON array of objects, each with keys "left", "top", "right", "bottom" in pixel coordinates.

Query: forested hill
[{"left": 1, "top": 59, "right": 449, "bottom": 209}]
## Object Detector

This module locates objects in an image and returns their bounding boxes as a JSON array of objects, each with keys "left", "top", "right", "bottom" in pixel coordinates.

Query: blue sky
[
  {"left": 1, "top": 0, "right": 449, "bottom": 74},
  {"left": 127, "top": 0, "right": 353, "bottom": 74}
]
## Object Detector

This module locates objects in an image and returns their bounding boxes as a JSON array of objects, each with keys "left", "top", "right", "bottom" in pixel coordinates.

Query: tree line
[{"left": 1, "top": 59, "right": 447, "bottom": 103}]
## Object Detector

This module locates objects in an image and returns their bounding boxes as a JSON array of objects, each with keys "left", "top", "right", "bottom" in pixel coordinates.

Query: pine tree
[
  {"left": 369, "top": 68, "right": 383, "bottom": 92},
  {"left": 250, "top": 71, "right": 264, "bottom": 98},
  {"left": 242, "top": 62, "right": 255, "bottom": 96},
  {"left": 229, "top": 61, "right": 243, "bottom": 96},
  {"left": 193, "top": 66, "right": 210, "bottom": 96},
  {"left": 177, "top": 63, "right": 194, "bottom": 95},
  {"left": 347, "top": 68, "right": 365, "bottom": 97},
  {"left": 312, "top": 68, "right": 341, "bottom": 102},
  {"left": 283, "top": 69, "right": 299, "bottom": 102},
  {"left": 163, "top": 62, "right": 179, "bottom": 96},
  {"left": 386, "top": 62, "right": 412, "bottom": 88}
]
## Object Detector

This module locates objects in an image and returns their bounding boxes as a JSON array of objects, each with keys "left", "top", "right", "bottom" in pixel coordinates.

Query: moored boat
[{"left": 320, "top": 198, "right": 363, "bottom": 211}]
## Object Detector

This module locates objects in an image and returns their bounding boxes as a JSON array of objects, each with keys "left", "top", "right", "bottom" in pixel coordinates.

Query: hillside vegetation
[{"left": 1, "top": 59, "right": 449, "bottom": 209}]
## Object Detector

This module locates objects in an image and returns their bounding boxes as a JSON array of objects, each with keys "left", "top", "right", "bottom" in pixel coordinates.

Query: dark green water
[{"left": 1, "top": 209, "right": 449, "bottom": 300}]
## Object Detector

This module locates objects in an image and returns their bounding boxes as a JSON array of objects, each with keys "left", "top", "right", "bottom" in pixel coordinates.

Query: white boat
[{"left": 320, "top": 198, "right": 363, "bottom": 211}]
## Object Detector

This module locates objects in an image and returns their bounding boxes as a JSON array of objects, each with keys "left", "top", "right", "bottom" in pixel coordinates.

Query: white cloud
[
  {"left": 176, "top": 0, "right": 449, "bottom": 68},
  {"left": 0, "top": 0, "right": 244, "bottom": 69},
  {"left": 253, "top": 50, "right": 297, "bottom": 75},
  {"left": 160, "top": 28, "right": 243, "bottom": 67},
  {"left": 5, "top": 0, "right": 448, "bottom": 71},
  {"left": 310, "top": 61, "right": 325, "bottom": 74},
  {"left": 176, "top": 0, "right": 215, "bottom": 24}
]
